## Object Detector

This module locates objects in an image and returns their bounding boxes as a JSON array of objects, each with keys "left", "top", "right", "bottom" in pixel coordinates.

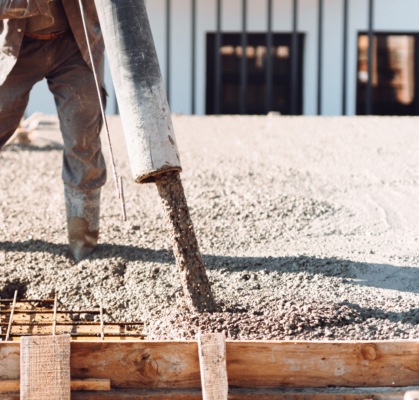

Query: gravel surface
[{"left": 0, "top": 115, "right": 418, "bottom": 340}]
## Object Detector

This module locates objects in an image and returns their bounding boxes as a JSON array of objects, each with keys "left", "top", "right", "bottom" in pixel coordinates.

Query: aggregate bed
[{"left": 0, "top": 115, "right": 418, "bottom": 341}]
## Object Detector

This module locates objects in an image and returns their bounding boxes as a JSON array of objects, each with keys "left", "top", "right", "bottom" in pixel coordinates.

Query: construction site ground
[{"left": 0, "top": 115, "right": 418, "bottom": 341}]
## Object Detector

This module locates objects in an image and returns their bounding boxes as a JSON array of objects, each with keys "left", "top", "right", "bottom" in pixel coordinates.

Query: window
[
  {"left": 357, "top": 32, "right": 419, "bottom": 115},
  {"left": 206, "top": 33, "right": 304, "bottom": 115}
]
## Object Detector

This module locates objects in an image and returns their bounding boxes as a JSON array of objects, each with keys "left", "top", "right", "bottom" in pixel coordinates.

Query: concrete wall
[{"left": 25, "top": 0, "right": 419, "bottom": 117}]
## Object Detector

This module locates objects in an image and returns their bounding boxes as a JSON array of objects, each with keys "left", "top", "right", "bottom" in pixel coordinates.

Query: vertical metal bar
[
  {"left": 191, "top": 0, "right": 196, "bottom": 115},
  {"left": 100, "top": 303, "right": 104, "bottom": 341},
  {"left": 342, "top": 0, "right": 348, "bottom": 115},
  {"left": 5, "top": 291, "right": 17, "bottom": 341},
  {"left": 166, "top": 0, "right": 171, "bottom": 105},
  {"left": 266, "top": 0, "right": 273, "bottom": 113},
  {"left": 52, "top": 292, "right": 57, "bottom": 335},
  {"left": 290, "top": 0, "right": 298, "bottom": 115},
  {"left": 215, "top": 0, "right": 222, "bottom": 115},
  {"left": 317, "top": 0, "right": 323, "bottom": 115},
  {"left": 118, "top": 177, "right": 127, "bottom": 222},
  {"left": 240, "top": 0, "right": 247, "bottom": 115},
  {"left": 366, "top": 0, "right": 374, "bottom": 115}
]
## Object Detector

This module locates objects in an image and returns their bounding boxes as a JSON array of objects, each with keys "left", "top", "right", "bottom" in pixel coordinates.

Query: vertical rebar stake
[
  {"left": 5, "top": 290, "right": 17, "bottom": 341},
  {"left": 52, "top": 292, "right": 57, "bottom": 336},
  {"left": 118, "top": 177, "right": 127, "bottom": 222},
  {"left": 100, "top": 303, "right": 104, "bottom": 341}
]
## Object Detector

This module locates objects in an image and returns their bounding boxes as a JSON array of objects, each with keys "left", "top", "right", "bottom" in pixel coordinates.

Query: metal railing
[{"left": 162, "top": 0, "right": 376, "bottom": 116}]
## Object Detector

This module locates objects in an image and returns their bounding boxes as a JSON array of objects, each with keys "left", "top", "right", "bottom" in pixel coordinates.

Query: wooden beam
[
  {"left": 0, "top": 387, "right": 415, "bottom": 399},
  {"left": 71, "top": 379, "right": 111, "bottom": 392},
  {"left": 0, "top": 380, "right": 19, "bottom": 392},
  {"left": 2, "top": 341, "right": 419, "bottom": 389},
  {"left": 69, "top": 340, "right": 419, "bottom": 389},
  {"left": 0, "top": 343, "right": 20, "bottom": 379},
  {"left": 20, "top": 335, "right": 71, "bottom": 399},
  {"left": 70, "top": 341, "right": 201, "bottom": 389},
  {"left": 0, "top": 379, "right": 110, "bottom": 393},
  {"left": 225, "top": 341, "right": 419, "bottom": 388},
  {"left": 198, "top": 334, "right": 228, "bottom": 400}
]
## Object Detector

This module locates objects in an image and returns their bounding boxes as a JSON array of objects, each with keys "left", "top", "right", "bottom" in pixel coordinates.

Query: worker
[{"left": 0, "top": 0, "right": 106, "bottom": 262}]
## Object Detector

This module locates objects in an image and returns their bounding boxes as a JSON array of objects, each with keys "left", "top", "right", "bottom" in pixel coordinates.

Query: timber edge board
[
  {"left": 1, "top": 340, "right": 419, "bottom": 389},
  {"left": 0, "top": 387, "right": 417, "bottom": 399}
]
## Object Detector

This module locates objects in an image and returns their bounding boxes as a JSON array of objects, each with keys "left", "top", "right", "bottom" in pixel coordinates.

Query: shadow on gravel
[
  {"left": 0, "top": 277, "right": 28, "bottom": 299},
  {"left": 1, "top": 240, "right": 417, "bottom": 296},
  {"left": 2, "top": 142, "right": 62, "bottom": 152},
  {"left": 202, "top": 254, "right": 419, "bottom": 295},
  {"left": 0, "top": 240, "right": 169, "bottom": 262}
]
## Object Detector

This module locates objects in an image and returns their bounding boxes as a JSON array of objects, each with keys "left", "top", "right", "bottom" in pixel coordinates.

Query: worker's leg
[
  {"left": 0, "top": 37, "right": 46, "bottom": 149},
  {"left": 46, "top": 35, "right": 106, "bottom": 261},
  {"left": 46, "top": 35, "right": 106, "bottom": 192}
]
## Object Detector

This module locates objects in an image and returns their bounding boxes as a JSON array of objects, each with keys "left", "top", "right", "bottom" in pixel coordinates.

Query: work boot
[{"left": 64, "top": 184, "right": 101, "bottom": 262}]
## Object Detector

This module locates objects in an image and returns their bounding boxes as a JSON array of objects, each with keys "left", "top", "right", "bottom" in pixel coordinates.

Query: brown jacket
[{"left": 0, "top": 0, "right": 105, "bottom": 85}]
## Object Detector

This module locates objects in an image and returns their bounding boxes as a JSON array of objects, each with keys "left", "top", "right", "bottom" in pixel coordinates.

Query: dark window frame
[
  {"left": 206, "top": 32, "right": 304, "bottom": 115},
  {"left": 356, "top": 30, "right": 419, "bottom": 116}
]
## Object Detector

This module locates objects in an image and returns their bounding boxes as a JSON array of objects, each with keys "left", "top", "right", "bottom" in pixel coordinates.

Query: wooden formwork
[{"left": 0, "top": 339, "right": 418, "bottom": 399}]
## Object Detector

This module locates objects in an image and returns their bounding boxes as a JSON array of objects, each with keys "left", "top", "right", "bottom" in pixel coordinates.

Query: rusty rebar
[
  {"left": 52, "top": 293, "right": 57, "bottom": 335},
  {"left": 100, "top": 303, "right": 104, "bottom": 341},
  {"left": 5, "top": 290, "right": 17, "bottom": 341},
  {"left": 1, "top": 310, "right": 101, "bottom": 314},
  {"left": 0, "top": 322, "right": 143, "bottom": 326},
  {"left": 0, "top": 333, "right": 146, "bottom": 338}
]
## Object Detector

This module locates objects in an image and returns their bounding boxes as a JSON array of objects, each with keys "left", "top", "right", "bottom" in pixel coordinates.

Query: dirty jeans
[{"left": 0, "top": 34, "right": 106, "bottom": 191}]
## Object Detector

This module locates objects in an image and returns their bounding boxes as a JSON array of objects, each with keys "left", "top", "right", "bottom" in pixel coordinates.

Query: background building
[{"left": 25, "top": 0, "right": 419, "bottom": 117}]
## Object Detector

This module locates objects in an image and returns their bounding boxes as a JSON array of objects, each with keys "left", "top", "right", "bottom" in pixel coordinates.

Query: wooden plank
[
  {"left": 70, "top": 341, "right": 201, "bottom": 389},
  {"left": 0, "top": 342, "right": 20, "bottom": 379},
  {"left": 225, "top": 341, "right": 419, "bottom": 388},
  {"left": 70, "top": 340, "right": 419, "bottom": 389},
  {"left": 0, "top": 386, "right": 416, "bottom": 399},
  {"left": 0, "top": 380, "right": 19, "bottom": 392},
  {"left": 0, "top": 387, "right": 412, "bottom": 400},
  {"left": 71, "top": 379, "right": 111, "bottom": 391},
  {"left": 1, "top": 341, "right": 419, "bottom": 389},
  {"left": 20, "top": 335, "right": 71, "bottom": 400},
  {"left": 0, "top": 379, "right": 110, "bottom": 393},
  {"left": 198, "top": 334, "right": 228, "bottom": 400},
  {"left": 225, "top": 387, "right": 408, "bottom": 400}
]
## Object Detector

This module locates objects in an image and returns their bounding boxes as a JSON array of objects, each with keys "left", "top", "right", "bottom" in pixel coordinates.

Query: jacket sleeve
[{"left": 0, "top": 0, "right": 50, "bottom": 20}]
